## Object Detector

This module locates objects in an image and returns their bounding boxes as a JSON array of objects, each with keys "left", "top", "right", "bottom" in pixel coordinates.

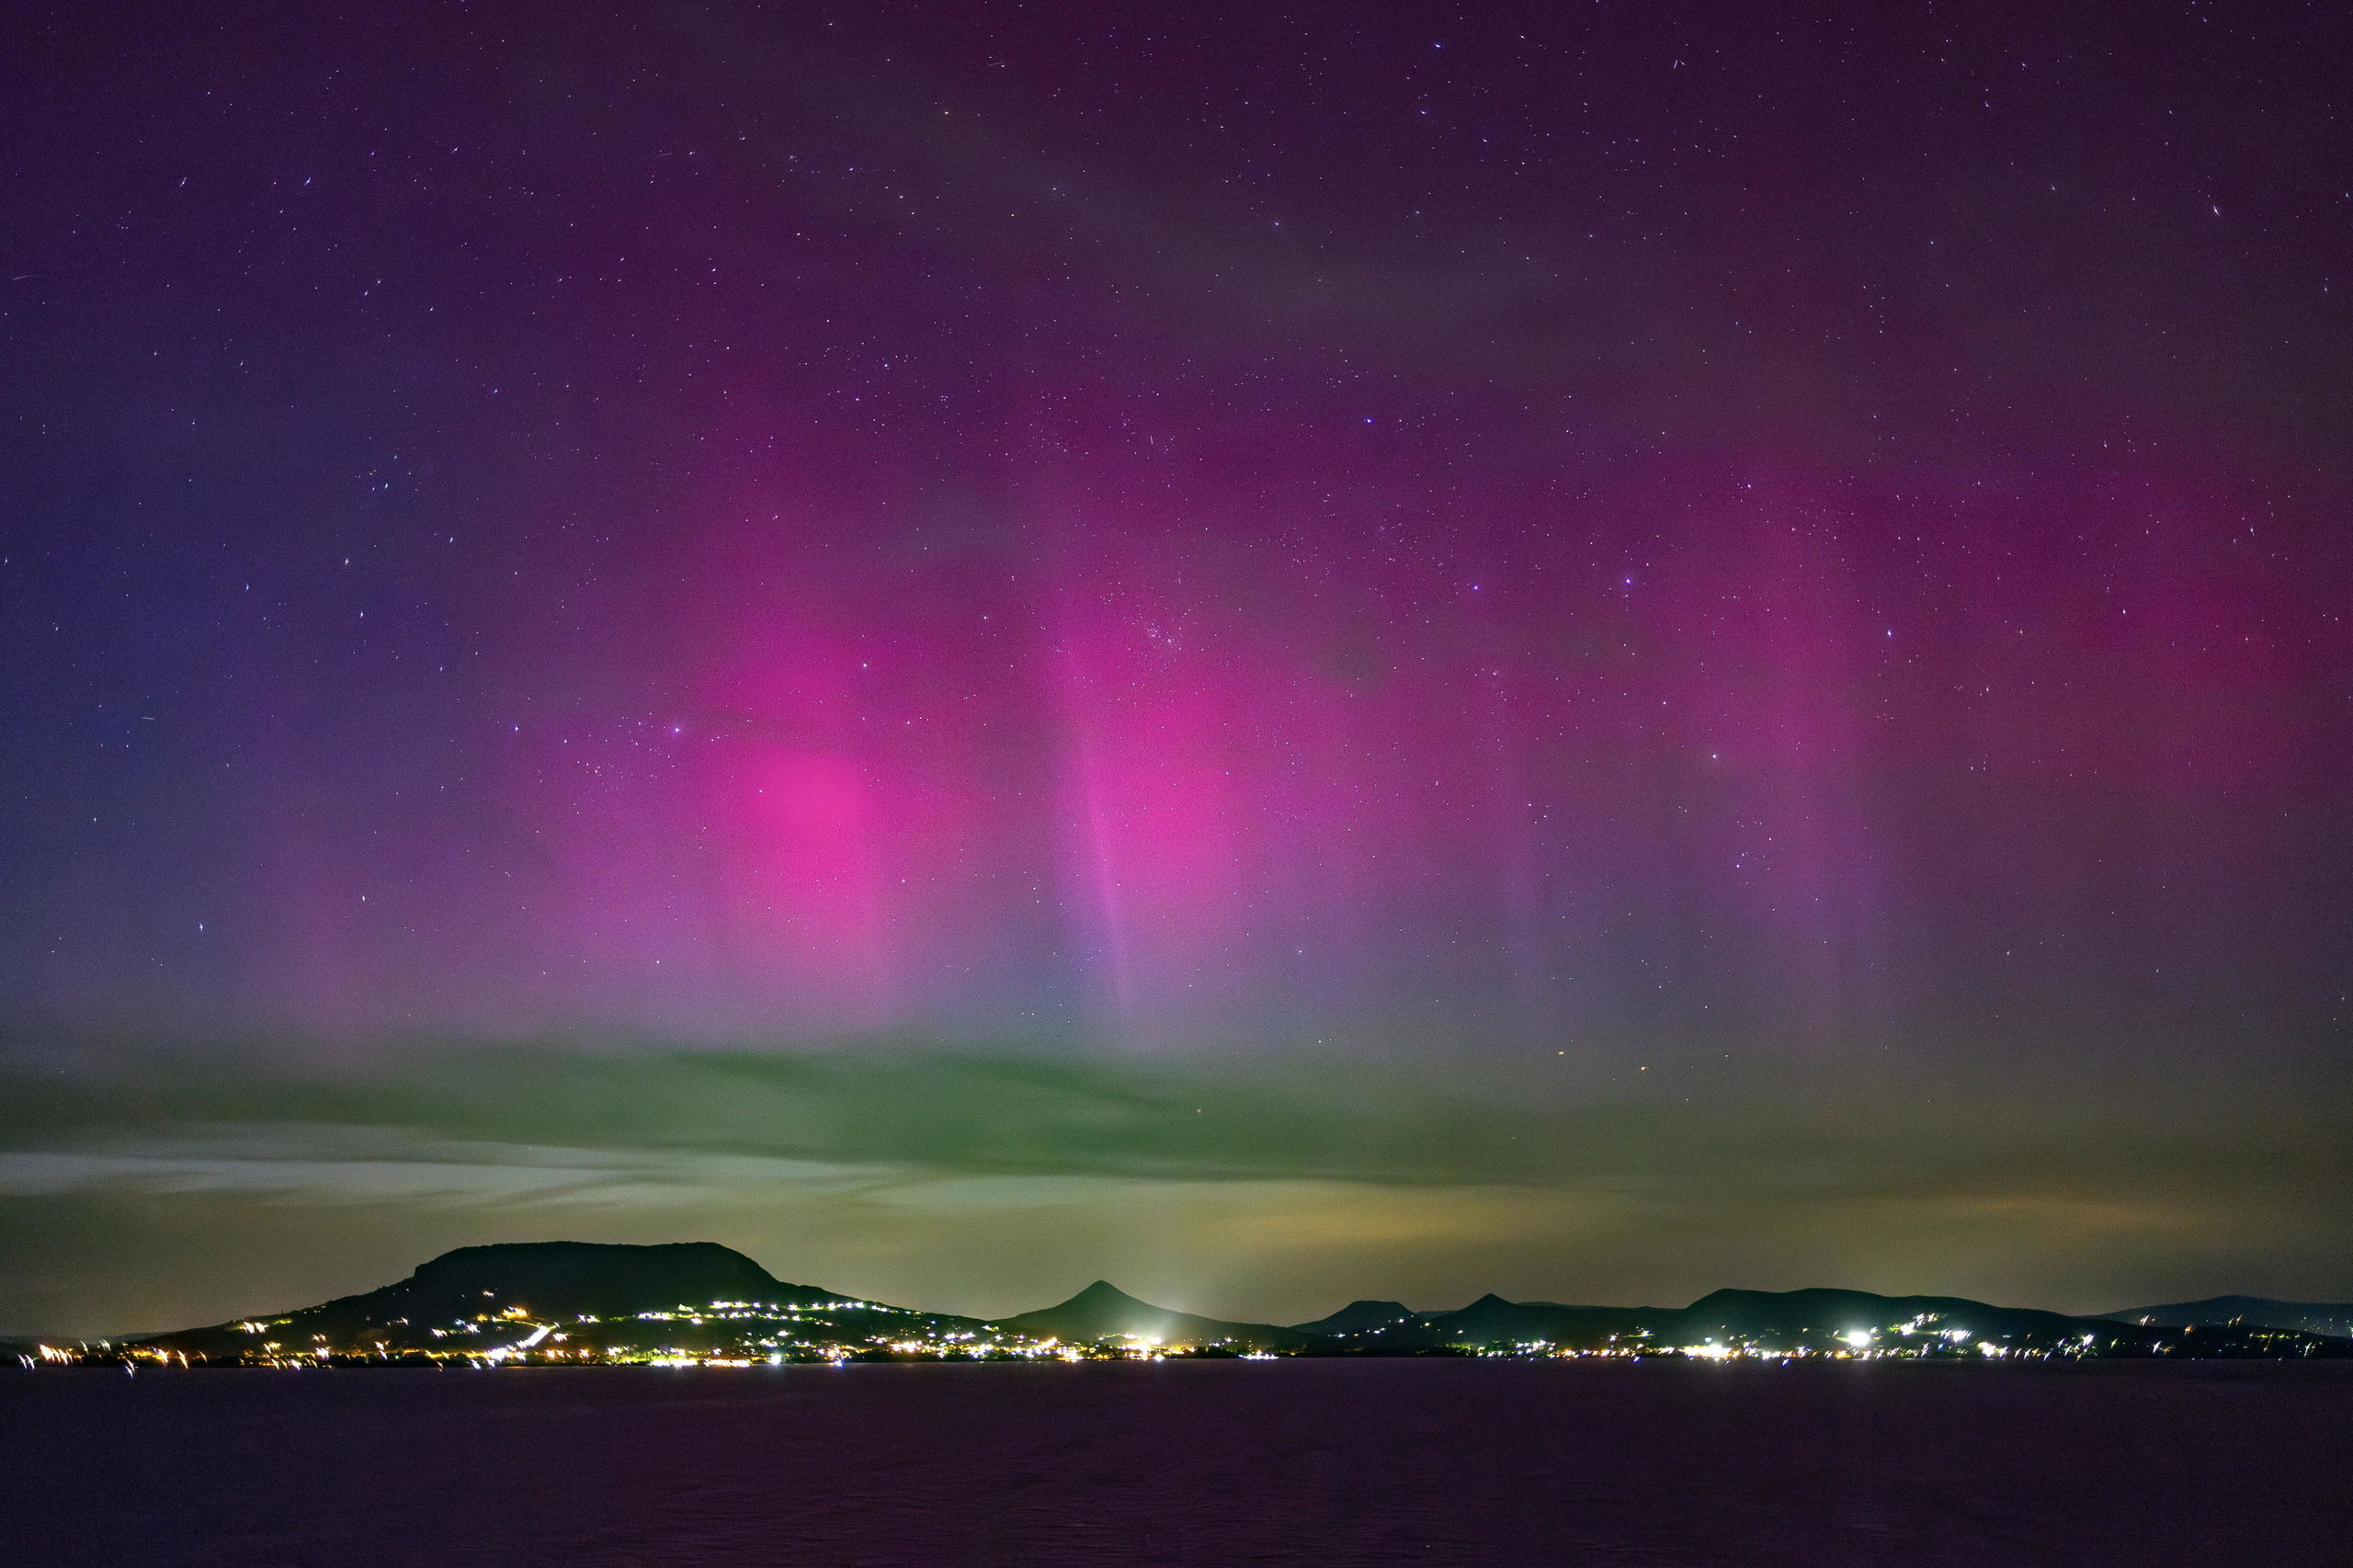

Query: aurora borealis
[{"left": 2, "top": 1, "right": 2347, "bottom": 1335}]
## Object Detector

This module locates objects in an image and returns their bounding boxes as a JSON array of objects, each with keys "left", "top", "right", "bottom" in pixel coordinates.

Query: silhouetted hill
[
  {"left": 1290, "top": 1294, "right": 1674, "bottom": 1353},
  {"left": 1419, "top": 1293, "right": 1670, "bottom": 1348},
  {"left": 995, "top": 1281, "right": 1314, "bottom": 1350},
  {"left": 126, "top": 1242, "right": 1002, "bottom": 1363},
  {"left": 1672, "top": 1287, "right": 2127, "bottom": 1351},
  {"left": 1291, "top": 1300, "right": 1417, "bottom": 1334},
  {"left": 1293, "top": 1286, "right": 2353, "bottom": 1357},
  {"left": 2099, "top": 1295, "right": 2353, "bottom": 1337},
  {"left": 404, "top": 1242, "right": 825, "bottom": 1316}
]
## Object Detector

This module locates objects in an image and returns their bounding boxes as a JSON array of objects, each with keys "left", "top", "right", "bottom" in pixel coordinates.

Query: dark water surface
[{"left": 4, "top": 1360, "right": 2345, "bottom": 1566}]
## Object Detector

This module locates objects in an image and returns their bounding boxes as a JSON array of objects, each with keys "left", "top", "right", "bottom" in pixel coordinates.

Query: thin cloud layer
[{"left": 1, "top": 1043, "right": 2342, "bottom": 1335}]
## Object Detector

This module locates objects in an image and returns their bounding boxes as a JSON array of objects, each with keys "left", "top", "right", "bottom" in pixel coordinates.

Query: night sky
[{"left": 3, "top": 1, "right": 2348, "bottom": 1336}]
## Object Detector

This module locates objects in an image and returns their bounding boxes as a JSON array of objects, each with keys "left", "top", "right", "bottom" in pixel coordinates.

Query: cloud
[
  {"left": 0, "top": 1040, "right": 2344, "bottom": 1335},
  {"left": 2, "top": 1040, "right": 2338, "bottom": 1200},
  {"left": 0, "top": 1129, "right": 891, "bottom": 1208}
]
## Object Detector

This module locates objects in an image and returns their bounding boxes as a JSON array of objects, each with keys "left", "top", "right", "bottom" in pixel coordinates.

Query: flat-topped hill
[
  {"left": 387, "top": 1241, "right": 828, "bottom": 1317},
  {"left": 129, "top": 1242, "right": 874, "bottom": 1361}
]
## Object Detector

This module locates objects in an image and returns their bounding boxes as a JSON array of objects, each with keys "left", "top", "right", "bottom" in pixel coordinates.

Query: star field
[{"left": 0, "top": 0, "right": 2347, "bottom": 1330}]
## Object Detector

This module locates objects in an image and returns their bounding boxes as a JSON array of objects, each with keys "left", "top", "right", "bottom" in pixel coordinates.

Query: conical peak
[{"left": 1067, "top": 1279, "right": 1151, "bottom": 1307}]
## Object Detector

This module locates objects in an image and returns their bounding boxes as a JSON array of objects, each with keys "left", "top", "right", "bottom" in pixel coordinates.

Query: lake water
[{"left": 4, "top": 1359, "right": 2345, "bottom": 1565}]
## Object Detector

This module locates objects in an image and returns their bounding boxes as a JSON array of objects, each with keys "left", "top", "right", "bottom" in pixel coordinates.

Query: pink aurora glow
[{"left": 222, "top": 426, "right": 2310, "bottom": 1059}]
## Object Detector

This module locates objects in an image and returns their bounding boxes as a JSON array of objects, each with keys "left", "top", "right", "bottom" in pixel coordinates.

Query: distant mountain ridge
[
  {"left": 1288, "top": 1285, "right": 2353, "bottom": 1358},
  {"left": 2098, "top": 1295, "right": 2353, "bottom": 1338},
  {"left": 81, "top": 1243, "right": 2353, "bottom": 1365}
]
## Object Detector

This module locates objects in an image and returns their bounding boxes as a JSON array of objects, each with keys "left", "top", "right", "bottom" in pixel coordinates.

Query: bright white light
[{"left": 1841, "top": 1330, "right": 1874, "bottom": 1348}]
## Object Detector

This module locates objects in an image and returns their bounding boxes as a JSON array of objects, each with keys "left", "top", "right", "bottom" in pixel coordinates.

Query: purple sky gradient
[{"left": 1, "top": 0, "right": 2347, "bottom": 1326}]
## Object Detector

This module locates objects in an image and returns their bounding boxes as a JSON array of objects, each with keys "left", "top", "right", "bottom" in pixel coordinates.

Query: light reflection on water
[{"left": 5, "top": 1359, "right": 2347, "bottom": 1566}]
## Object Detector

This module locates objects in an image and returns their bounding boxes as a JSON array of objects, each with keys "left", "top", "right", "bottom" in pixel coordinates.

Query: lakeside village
[
  {"left": 21, "top": 1247, "right": 2344, "bottom": 1370},
  {"left": 28, "top": 1300, "right": 2340, "bottom": 1370}
]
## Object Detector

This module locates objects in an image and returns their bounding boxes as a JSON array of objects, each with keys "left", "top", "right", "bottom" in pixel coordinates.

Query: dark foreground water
[{"left": 4, "top": 1360, "right": 2346, "bottom": 1566}]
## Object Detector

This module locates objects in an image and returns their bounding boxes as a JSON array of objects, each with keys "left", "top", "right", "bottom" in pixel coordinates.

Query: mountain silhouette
[
  {"left": 2098, "top": 1295, "right": 2353, "bottom": 1337},
  {"left": 1301, "top": 1286, "right": 2353, "bottom": 1356},
  {"left": 1671, "top": 1288, "right": 2122, "bottom": 1350},
  {"left": 125, "top": 1242, "right": 910, "bottom": 1362},
  {"left": 397, "top": 1242, "right": 823, "bottom": 1316},
  {"left": 93, "top": 1245, "right": 2353, "bottom": 1364},
  {"left": 1290, "top": 1300, "right": 1418, "bottom": 1335},
  {"left": 993, "top": 1281, "right": 1313, "bottom": 1350},
  {"left": 1415, "top": 1293, "right": 1668, "bottom": 1348}
]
